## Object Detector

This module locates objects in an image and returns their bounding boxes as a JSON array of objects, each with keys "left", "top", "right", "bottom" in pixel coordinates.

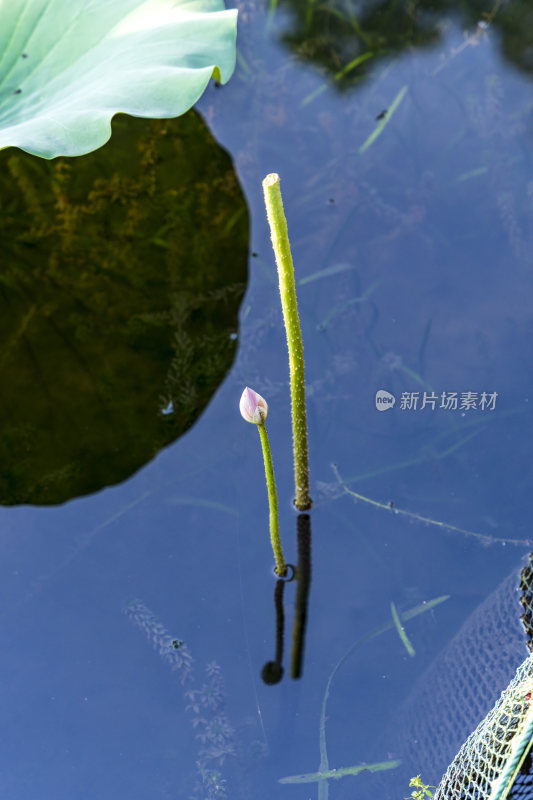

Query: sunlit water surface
[{"left": 1, "top": 3, "right": 533, "bottom": 799}]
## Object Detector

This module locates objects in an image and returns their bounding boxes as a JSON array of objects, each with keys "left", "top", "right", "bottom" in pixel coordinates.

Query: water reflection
[
  {"left": 267, "top": 0, "right": 532, "bottom": 93},
  {"left": 0, "top": 111, "right": 248, "bottom": 505},
  {"left": 262, "top": 577, "right": 286, "bottom": 684},
  {"left": 262, "top": 512, "right": 312, "bottom": 683},
  {"left": 1, "top": 0, "right": 533, "bottom": 797},
  {"left": 291, "top": 512, "right": 312, "bottom": 679}
]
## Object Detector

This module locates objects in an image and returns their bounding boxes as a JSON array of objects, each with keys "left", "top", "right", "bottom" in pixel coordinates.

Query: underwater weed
[
  {"left": 125, "top": 600, "right": 236, "bottom": 798},
  {"left": 332, "top": 464, "right": 531, "bottom": 546},
  {"left": 278, "top": 596, "right": 448, "bottom": 794}
]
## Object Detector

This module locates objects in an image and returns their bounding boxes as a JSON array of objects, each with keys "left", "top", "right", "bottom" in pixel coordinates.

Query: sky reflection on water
[{"left": 1, "top": 3, "right": 533, "bottom": 799}]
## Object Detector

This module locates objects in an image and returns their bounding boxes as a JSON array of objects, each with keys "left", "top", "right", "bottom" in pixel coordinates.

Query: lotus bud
[
  {"left": 238, "top": 386, "right": 286, "bottom": 575},
  {"left": 239, "top": 387, "right": 268, "bottom": 425}
]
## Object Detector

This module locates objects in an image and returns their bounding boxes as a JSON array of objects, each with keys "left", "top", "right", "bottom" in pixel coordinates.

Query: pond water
[{"left": 2, "top": 2, "right": 533, "bottom": 799}]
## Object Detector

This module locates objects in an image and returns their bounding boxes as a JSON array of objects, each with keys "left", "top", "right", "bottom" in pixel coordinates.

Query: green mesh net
[
  {"left": 433, "top": 652, "right": 533, "bottom": 799},
  {"left": 432, "top": 556, "right": 533, "bottom": 800}
]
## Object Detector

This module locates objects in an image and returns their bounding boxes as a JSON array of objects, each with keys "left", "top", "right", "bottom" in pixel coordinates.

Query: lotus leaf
[{"left": 0, "top": 0, "right": 236, "bottom": 158}]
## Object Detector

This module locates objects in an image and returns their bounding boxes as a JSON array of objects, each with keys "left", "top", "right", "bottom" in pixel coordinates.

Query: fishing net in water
[
  {"left": 433, "top": 558, "right": 533, "bottom": 800},
  {"left": 379, "top": 553, "right": 533, "bottom": 796},
  {"left": 433, "top": 652, "right": 533, "bottom": 799}
]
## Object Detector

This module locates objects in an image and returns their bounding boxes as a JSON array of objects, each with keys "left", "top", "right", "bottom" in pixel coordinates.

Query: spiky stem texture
[{"left": 262, "top": 173, "right": 311, "bottom": 511}]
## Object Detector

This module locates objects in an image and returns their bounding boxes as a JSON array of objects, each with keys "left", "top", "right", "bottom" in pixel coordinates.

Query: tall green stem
[
  {"left": 258, "top": 422, "right": 287, "bottom": 576},
  {"left": 262, "top": 173, "right": 311, "bottom": 511}
]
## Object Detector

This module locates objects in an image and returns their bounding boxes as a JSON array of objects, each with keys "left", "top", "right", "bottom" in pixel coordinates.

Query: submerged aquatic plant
[
  {"left": 125, "top": 600, "right": 236, "bottom": 798},
  {"left": 278, "top": 596, "right": 448, "bottom": 792},
  {"left": 331, "top": 464, "right": 530, "bottom": 547},
  {"left": 239, "top": 387, "right": 287, "bottom": 576},
  {"left": 262, "top": 173, "right": 311, "bottom": 511}
]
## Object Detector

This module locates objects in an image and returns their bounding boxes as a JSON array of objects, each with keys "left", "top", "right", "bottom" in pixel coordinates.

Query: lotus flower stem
[
  {"left": 262, "top": 173, "right": 311, "bottom": 511},
  {"left": 257, "top": 422, "right": 286, "bottom": 576},
  {"left": 239, "top": 387, "right": 287, "bottom": 576}
]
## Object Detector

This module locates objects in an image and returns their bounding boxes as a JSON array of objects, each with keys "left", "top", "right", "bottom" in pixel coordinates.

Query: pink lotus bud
[{"left": 239, "top": 387, "right": 268, "bottom": 425}]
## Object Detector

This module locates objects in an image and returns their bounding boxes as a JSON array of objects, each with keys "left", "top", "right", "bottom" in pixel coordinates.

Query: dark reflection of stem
[
  {"left": 291, "top": 513, "right": 312, "bottom": 679},
  {"left": 261, "top": 512, "right": 312, "bottom": 684},
  {"left": 261, "top": 578, "right": 285, "bottom": 685}
]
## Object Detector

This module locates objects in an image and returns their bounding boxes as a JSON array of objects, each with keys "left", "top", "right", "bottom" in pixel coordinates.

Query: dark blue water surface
[{"left": 2, "top": 4, "right": 533, "bottom": 799}]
